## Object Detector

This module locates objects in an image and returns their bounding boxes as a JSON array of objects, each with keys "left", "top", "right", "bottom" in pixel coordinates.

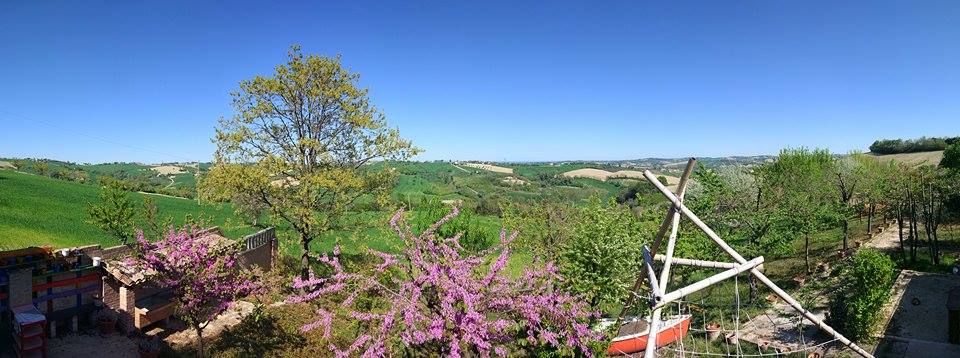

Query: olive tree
[
  {"left": 758, "top": 148, "right": 836, "bottom": 274},
  {"left": 201, "top": 46, "right": 418, "bottom": 276}
]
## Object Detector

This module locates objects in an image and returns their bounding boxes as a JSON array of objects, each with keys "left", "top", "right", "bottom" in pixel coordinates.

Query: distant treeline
[{"left": 869, "top": 136, "right": 960, "bottom": 155}]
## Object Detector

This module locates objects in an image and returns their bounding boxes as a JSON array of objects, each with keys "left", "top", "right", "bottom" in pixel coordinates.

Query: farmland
[{"left": 0, "top": 169, "right": 254, "bottom": 250}]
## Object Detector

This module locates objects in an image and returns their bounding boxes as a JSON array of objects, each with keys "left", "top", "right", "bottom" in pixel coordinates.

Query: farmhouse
[{"left": 0, "top": 227, "right": 276, "bottom": 356}]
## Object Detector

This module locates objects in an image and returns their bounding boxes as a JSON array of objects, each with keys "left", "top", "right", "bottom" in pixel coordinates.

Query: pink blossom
[{"left": 288, "top": 205, "right": 602, "bottom": 356}]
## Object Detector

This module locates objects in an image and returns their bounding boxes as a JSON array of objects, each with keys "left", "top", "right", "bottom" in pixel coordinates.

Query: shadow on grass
[
  {"left": 157, "top": 308, "right": 305, "bottom": 357},
  {"left": 207, "top": 309, "right": 306, "bottom": 357}
]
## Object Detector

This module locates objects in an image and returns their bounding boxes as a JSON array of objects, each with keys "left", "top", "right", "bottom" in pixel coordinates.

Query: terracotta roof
[{"left": 104, "top": 227, "right": 235, "bottom": 286}]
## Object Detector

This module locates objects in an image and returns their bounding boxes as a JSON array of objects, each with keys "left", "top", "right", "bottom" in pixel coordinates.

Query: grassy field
[
  {"left": 0, "top": 169, "right": 255, "bottom": 250},
  {"left": 870, "top": 150, "right": 944, "bottom": 167}
]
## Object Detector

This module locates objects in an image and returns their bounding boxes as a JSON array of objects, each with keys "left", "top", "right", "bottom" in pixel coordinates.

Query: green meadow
[{"left": 0, "top": 169, "right": 254, "bottom": 250}]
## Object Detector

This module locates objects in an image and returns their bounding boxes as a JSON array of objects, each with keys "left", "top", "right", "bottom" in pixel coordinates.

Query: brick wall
[
  {"left": 117, "top": 286, "right": 136, "bottom": 333},
  {"left": 98, "top": 245, "right": 134, "bottom": 260},
  {"left": 102, "top": 278, "right": 121, "bottom": 311}
]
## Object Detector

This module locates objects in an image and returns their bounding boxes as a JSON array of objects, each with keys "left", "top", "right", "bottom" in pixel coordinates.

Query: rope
[
  {"left": 665, "top": 338, "right": 839, "bottom": 357},
  {"left": 733, "top": 275, "right": 743, "bottom": 357}
]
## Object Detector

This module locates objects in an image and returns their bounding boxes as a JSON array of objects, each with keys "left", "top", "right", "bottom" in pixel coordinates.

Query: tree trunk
[
  {"left": 842, "top": 219, "right": 849, "bottom": 251},
  {"left": 300, "top": 233, "right": 312, "bottom": 279},
  {"left": 897, "top": 205, "right": 906, "bottom": 261},
  {"left": 910, "top": 201, "right": 918, "bottom": 263},
  {"left": 867, "top": 202, "right": 876, "bottom": 238},
  {"left": 195, "top": 326, "right": 205, "bottom": 358},
  {"left": 805, "top": 234, "right": 811, "bottom": 275}
]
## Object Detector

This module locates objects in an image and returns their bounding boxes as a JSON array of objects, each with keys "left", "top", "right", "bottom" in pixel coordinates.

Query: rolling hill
[{"left": 0, "top": 169, "right": 254, "bottom": 250}]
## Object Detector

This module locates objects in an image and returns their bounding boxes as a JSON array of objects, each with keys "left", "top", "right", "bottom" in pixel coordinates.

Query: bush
[
  {"left": 941, "top": 143, "right": 960, "bottom": 171},
  {"left": 828, "top": 249, "right": 896, "bottom": 341},
  {"left": 559, "top": 197, "right": 646, "bottom": 311},
  {"left": 474, "top": 194, "right": 503, "bottom": 216},
  {"left": 410, "top": 199, "right": 494, "bottom": 252}
]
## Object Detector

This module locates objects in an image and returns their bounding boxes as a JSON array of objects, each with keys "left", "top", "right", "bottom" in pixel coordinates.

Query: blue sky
[{"left": 2, "top": 1, "right": 959, "bottom": 163}]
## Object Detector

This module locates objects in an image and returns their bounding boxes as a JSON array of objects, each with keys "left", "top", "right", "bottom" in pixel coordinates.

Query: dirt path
[
  {"left": 738, "top": 301, "right": 844, "bottom": 357},
  {"left": 138, "top": 191, "right": 190, "bottom": 200},
  {"left": 864, "top": 221, "right": 909, "bottom": 251},
  {"left": 451, "top": 163, "right": 469, "bottom": 172}
]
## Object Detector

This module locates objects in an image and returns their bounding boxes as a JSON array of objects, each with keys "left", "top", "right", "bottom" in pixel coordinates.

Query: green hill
[{"left": 0, "top": 169, "right": 254, "bottom": 250}]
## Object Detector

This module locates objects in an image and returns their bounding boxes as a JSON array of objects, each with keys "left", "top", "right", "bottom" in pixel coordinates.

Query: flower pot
[
  {"left": 706, "top": 323, "right": 722, "bottom": 341},
  {"left": 725, "top": 332, "right": 738, "bottom": 345}
]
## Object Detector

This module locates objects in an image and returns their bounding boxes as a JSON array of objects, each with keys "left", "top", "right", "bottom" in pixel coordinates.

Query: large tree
[
  {"left": 201, "top": 46, "right": 418, "bottom": 275},
  {"left": 834, "top": 155, "right": 864, "bottom": 251},
  {"left": 759, "top": 148, "right": 836, "bottom": 274}
]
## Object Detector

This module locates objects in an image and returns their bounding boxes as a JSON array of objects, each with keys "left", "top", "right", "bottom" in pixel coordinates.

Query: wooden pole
[
  {"left": 641, "top": 246, "right": 661, "bottom": 300},
  {"left": 618, "top": 158, "right": 696, "bottom": 326},
  {"left": 642, "top": 170, "right": 875, "bottom": 358},
  {"left": 653, "top": 256, "right": 764, "bottom": 310},
  {"left": 643, "top": 246, "right": 665, "bottom": 358},
  {"left": 653, "top": 255, "right": 755, "bottom": 270},
  {"left": 645, "top": 160, "right": 694, "bottom": 358}
]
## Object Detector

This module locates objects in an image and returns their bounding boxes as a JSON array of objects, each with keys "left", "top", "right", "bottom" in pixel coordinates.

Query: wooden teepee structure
[{"left": 617, "top": 158, "right": 873, "bottom": 358}]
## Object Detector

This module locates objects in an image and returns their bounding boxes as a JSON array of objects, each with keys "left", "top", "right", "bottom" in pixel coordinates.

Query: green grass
[{"left": 0, "top": 169, "right": 255, "bottom": 250}]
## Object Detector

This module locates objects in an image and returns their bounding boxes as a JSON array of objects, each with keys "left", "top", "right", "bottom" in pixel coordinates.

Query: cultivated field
[
  {"left": 561, "top": 168, "right": 679, "bottom": 183},
  {"left": 871, "top": 150, "right": 944, "bottom": 167},
  {"left": 460, "top": 162, "right": 513, "bottom": 174},
  {"left": 152, "top": 164, "right": 187, "bottom": 176}
]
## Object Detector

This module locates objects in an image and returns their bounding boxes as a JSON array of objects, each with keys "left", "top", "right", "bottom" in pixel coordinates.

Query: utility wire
[{"left": 0, "top": 108, "right": 196, "bottom": 162}]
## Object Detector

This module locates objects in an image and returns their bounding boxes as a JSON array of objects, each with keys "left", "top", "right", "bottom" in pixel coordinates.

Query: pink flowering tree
[
  {"left": 288, "top": 205, "right": 603, "bottom": 357},
  {"left": 132, "top": 228, "right": 258, "bottom": 358}
]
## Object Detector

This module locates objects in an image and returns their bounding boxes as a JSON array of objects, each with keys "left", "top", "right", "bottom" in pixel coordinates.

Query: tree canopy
[{"left": 201, "top": 45, "right": 418, "bottom": 274}]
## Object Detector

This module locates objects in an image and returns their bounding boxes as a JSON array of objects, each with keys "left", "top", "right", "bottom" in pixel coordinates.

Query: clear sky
[{"left": 2, "top": 1, "right": 959, "bottom": 163}]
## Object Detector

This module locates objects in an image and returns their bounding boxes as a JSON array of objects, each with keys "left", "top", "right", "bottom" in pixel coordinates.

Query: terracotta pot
[
  {"left": 139, "top": 350, "right": 159, "bottom": 358},
  {"left": 98, "top": 318, "right": 116, "bottom": 334},
  {"left": 706, "top": 323, "right": 722, "bottom": 341},
  {"left": 725, "top": 332, "right": 739, "bottom": 345}
]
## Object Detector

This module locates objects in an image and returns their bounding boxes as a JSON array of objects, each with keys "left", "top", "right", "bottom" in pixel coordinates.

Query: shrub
[
  {"left": 941, "top": 143, "right": 960, "bottom": 171},
  {"left": 559, "top": 197, "right": 646, "bottom": 311},
  {"left": 828, "top": 249, "right": 896, "bottom": 341},
  {"left": 410, "top": 199, "right": 494, "bottom": 252},
  {"left": 287, "top": 206, "right": 602, "bottom": 357}
]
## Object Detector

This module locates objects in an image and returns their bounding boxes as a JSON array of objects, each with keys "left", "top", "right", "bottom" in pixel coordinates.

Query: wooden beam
[
  {"left": 642, "top": 170, "right": 874, "bottom": 358},
  {"left": 645, "top": 159, "right": 695, "bottom": 358},
  {"left": 653, "top": 256, "right": 764, "bottom": 310},
  {"left": 618, "top": 158, "right": 696, "bottom": 325},
  {"left": 654, "top": 255, "right": 763, "bottom": 271}
]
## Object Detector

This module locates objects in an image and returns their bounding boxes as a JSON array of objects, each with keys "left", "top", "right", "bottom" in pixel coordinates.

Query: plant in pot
[
  {"left": 139, "top": 336, "right": 161, "bottom": 358},
  {"left": 96, "top": 309, "right": 117, "bottom": 334}
]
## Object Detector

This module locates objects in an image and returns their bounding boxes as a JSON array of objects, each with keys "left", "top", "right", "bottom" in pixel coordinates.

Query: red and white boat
[{"left": 600, "top": 314, "right": 691, "bottom": 356}]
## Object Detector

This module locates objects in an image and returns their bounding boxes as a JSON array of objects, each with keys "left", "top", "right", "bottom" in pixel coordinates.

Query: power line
[{"left": 0, "top": 108, "right": 196, "bottom": 162}]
